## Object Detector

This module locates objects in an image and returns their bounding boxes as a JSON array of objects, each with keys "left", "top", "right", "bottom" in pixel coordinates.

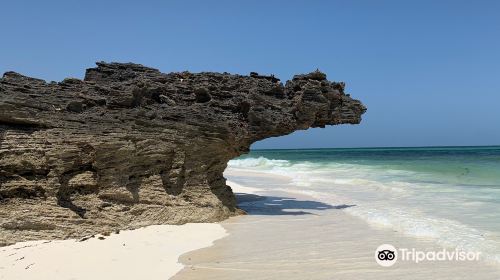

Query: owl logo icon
[{"left": 375, "top": 244, "right": 397, "bottom": 267}]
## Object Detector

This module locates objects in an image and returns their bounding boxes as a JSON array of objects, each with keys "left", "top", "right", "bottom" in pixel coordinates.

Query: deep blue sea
[{"left": 227, "top": 146, "right": 500, "bottom": 263}]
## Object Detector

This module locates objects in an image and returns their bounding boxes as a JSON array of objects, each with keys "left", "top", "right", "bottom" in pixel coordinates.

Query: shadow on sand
[{"left": 235, "top": 193, "right": 355, "bottom": 215}]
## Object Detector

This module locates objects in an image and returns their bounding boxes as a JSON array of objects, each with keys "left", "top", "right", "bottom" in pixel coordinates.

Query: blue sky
[{"left": 1, "top": 0, "right": 499, "bottom": 149}]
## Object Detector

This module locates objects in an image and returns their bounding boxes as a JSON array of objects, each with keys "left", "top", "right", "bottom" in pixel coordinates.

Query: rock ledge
[{"left": 0, "top": 62, "right": 365, "bottom": 245}]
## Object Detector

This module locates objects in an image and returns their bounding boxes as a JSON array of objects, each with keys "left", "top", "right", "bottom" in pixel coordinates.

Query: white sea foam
[
  {"left": 227, "top": 156, "right": 500, "bottom": 265},
  {"left": 228, "top": 157, "right": 291, "bottom": 169}
]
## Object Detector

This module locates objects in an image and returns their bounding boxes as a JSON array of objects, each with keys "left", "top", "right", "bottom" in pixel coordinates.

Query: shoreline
[{"left": 173, "top": 170, "right": 500, "bottom": 279}]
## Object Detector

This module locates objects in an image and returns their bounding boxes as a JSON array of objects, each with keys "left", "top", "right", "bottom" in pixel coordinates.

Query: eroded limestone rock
[{"left": 0, "top": 62, "right": 366, "bottom": 245}]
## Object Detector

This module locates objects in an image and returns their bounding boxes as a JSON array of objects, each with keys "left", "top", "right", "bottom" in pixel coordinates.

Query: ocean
[{"left": 227, "top": 146, "right": 500, "bottom": 264}]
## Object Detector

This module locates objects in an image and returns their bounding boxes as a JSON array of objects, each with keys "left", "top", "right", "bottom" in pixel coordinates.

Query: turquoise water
[{"left": 227, "top": 146, "right": 500, "bottom": 264}]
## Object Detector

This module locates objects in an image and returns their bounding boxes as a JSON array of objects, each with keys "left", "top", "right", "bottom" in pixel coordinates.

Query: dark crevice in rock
[
  {"left": 56, "top": 164, "right": 97, "bottom": 218},
  {"left": 0, "top": 120, "right": 47, "bottom": 130}
]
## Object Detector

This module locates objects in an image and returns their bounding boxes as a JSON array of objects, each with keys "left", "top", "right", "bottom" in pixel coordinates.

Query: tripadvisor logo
[
  {"left": 375, "top": 244, "right": 397, "bottom": 267},
  {"left": 375, "top": 244, "right": 481, "bottom": 267}
]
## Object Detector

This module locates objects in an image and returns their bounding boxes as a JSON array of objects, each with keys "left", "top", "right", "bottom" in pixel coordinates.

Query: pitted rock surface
[{"left": 0, "top": 62, "right": 365, "bottom": 245}]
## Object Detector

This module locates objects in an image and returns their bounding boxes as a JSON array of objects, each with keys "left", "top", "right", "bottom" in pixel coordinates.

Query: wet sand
[{"left": 173, "top": 171, "right": 500, "bottom": 280}]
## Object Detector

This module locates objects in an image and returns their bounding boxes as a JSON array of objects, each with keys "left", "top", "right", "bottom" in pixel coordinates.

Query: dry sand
[
  {"left": 0, "top": 223, "right": 226, "bottom": 280},
  {"left": 173, "top": 171, "right": 500, "bottom": 280}
]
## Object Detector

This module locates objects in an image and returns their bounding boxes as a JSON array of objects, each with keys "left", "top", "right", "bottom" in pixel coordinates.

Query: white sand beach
[
  {"left": 0, "top": 223, "right": 226, "bottom": 280},
  {"left": 173, "top": 170, "right": 500, "bottom": 280}
]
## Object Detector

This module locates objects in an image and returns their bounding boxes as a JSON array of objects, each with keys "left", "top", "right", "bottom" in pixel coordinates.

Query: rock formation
[{"left": 0, "top": 62, "right": 366, "bottom": 245}]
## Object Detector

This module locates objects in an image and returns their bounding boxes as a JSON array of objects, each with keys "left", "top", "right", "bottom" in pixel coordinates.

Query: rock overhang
[{"left": 0, "top": 62, "right": 366, "bottom": 245}]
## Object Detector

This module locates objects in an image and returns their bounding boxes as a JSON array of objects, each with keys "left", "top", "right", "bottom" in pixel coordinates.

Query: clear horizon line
[{"left": 251, "top": 144, "right": 500, "bottom": 151}]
